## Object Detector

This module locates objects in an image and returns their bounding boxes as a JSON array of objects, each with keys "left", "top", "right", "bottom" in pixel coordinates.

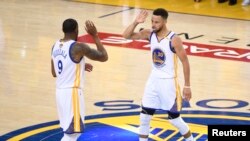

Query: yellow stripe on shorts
[{"left": 73, "top": 64, "right": 81, "bottom": 132}]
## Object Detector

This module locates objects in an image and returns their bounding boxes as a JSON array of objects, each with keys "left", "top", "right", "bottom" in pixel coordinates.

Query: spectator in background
[
  {"left": 242, "top": 0, "right": 250, "bottom": 5},
  {"left": 218, "top": 0, "right": 237, "bottom": 5},
  {"left": 195, "top": 0, "right": 249, "bottom": 7}
]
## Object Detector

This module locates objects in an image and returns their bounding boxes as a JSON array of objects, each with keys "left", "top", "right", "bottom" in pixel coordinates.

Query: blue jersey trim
[
  {"left": 169, "top": 33, "right": 176, "bottom": 53},
  {"left": 149, "top": 32, "right": 154, "bottom": 44}
]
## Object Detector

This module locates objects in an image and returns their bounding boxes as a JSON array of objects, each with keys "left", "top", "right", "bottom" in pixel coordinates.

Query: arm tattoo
[
  {"left": 70, "top": 43, "right": 85, "bottom": 62},
  {"left": 86, "top": 48, "right": 104, "bottom": 60},
  {"left": 72, "top": 43, "right": 107, "bottom": 61}
]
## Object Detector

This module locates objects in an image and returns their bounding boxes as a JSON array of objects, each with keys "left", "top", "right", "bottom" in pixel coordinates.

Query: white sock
[
  {"left": 185, "top": 135, "right": 195, "bottom": 141},
  {"left": 61, "top": 133, "right": 81, "bottom": 141},
  {"left": 139, "top": 137, "right": 148, "bottom": 141},
  {"left": 72, "top": 133, "right": 81, "bottom": 141}
]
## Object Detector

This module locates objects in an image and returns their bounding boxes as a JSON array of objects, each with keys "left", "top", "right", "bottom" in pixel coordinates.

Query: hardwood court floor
[{"left": 0, "top": 0, "right": 249, "bottom": 139}]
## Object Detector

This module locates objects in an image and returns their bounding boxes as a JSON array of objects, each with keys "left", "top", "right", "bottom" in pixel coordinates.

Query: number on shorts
[{"left": 58, "top": 60, "right": 63, "bottom": 74}]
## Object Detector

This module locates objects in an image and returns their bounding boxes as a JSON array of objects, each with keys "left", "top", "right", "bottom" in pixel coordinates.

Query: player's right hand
[{"left": 135, "top": 10, "right": 148, "bottom": 24}]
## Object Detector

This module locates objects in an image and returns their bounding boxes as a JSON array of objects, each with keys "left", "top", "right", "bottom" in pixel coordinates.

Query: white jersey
[
  {"left": 51, "top": 40, "right": 85, "bottom": 89},
  {"left": 149, "top": 31, "right": 178, "bottom": 78}
]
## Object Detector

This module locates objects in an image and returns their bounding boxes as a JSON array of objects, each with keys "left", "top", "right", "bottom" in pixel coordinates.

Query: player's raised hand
[
  {"left": 135, "top": 10, "right": 148, "bottom": 24},
  {"left": 85, "top": 20, "right": 98, "bottom": 37}
]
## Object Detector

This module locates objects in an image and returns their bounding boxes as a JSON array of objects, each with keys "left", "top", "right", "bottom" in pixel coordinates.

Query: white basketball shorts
[
  {"left": 56, "top": 88, "right": 85, "bottom": 133},
  {"left": 142, "top": 76, "right": 182, "bottom": 112}
]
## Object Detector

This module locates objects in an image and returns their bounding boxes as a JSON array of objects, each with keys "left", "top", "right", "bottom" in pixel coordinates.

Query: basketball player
[
  {"left": 122, "top": 9, "right": 194, "bottom": 141},
  {"left": 51, "top": 18, "right": 108, "bottom": 141}
]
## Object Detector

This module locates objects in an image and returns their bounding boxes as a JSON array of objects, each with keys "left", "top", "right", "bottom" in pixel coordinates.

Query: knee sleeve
[
  {"left": 167, "top": 111, "right": 180, "bottom": 119},
  {"left": 139, "top": 113, "right": 152, "bottom": 136},
  {"left": 169, "top": 116, "right": 189, "bottom": 135},
  {"left": 141, "top": 107, "right": 156, "bottom": 115}
]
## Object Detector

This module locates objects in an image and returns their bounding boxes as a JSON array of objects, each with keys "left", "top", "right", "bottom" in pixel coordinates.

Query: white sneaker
[{"left": 242, "top": 0, "right": 250, "bottom": 6}]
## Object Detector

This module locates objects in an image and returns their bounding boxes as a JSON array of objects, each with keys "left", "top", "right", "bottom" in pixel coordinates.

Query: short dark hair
[
  {"left": 153, "top": 8, "right": 168, "bottom": 20},
  {"left": 62, "top": 18, "right": 78, "bottom": 33}
]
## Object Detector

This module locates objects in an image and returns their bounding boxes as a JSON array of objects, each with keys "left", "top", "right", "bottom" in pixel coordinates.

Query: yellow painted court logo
[{"left": 1, "top": 111, "right": 250, "bottom": 141}]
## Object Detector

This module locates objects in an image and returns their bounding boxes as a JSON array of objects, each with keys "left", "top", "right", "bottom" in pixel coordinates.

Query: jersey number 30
[{"left": 58, "top": 60, "right": 63, "bottom": 74}]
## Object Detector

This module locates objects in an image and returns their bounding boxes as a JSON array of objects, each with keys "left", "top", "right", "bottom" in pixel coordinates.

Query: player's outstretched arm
[
  {"left": 122, "top": 10, "right": 150, "bottom": 40},
  {"left": 83, "top": 20, "right": 108, "bottom": 62}
]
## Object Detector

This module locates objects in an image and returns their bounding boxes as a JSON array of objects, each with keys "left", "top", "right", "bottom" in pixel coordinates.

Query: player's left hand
[
  {"left": 85, "top": 63, "right": 93, "bottom": 72},
  {"left": 183, "top": 87, "right": 192, "bottom": 101}
]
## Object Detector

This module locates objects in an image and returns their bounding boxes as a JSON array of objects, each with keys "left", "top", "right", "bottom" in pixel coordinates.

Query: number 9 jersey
[{"left": 51, "top": 40, "right": 85, "bottom": 89}]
